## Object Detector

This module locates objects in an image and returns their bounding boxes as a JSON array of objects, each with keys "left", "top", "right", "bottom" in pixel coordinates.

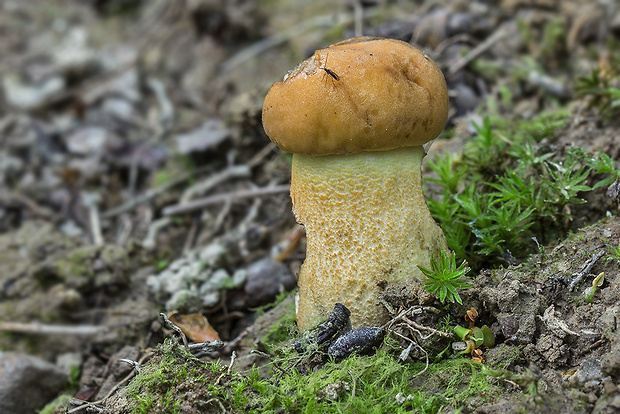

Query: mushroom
[{"left": 262, "top": 36, "right": 449, "bottom": 331}]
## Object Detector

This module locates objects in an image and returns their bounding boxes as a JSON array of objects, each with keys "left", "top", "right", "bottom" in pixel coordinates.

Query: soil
[{"left": 1, "top": 1, "right": 619, "bottom": 413}]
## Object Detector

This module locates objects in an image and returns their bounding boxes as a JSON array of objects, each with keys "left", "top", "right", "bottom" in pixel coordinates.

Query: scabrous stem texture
[{"left": 291, "top": 146, "right": 448, "bottom": 331}]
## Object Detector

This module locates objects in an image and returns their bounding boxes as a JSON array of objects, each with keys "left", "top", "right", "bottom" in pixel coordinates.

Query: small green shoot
[
  {"left": 155, "top": 259, "right": 170, "bottom": 272},
  {"left": 607, "top": 242, "right": 620, "bottom": 263},
  {"left": 419, "top": 250, "right": 471, "bottom": 305},
  {"left": 586, "top": 151, "right": 620, "bottom": 189},
  {"left": 575, "top": 40, "right": 620, "bottom": 120},
  {"left": 576, "top": 69, "right": 620, "bottom": 119},
  {"left": 426, "top": 112, "right": 617, "bottom": 268},
  {"left": 583, "top": 272, "right": 605, "bottom": 304}
]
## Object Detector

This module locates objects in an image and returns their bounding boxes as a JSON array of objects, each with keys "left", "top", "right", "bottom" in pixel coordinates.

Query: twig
[
  {"left": 227, "top": 351, "right": 237, "bottom": 375},
  {"left": 250, "top": 350, "right": 288, "bottom": 375},
  {"left": 162, "top": 185, "right": 290, "bottom": 216},
  {"left": 401, "top": 315, "right": 453, "bottom": 339},
  {"left": 503, "top": 379, "right": 521, "bottom": 390},
  {"left": 8, "top": 61, "right": 137, "bottom": 112},
  {"left": 569, "top": 249, "right": 606, "bottom": 291},
  {"left": 209, "top": 198, "right": 232, "bottom": 236},
  {"left": 0, "top": 321, "right": 104, "bottom": 336},
  {"left": 218, "top": 13, "right": 355, "bottom": 74},
  {"left": 142, "top": 217, "right": 171, "bottom": 250},
  {"left": 385, "top": 306, "right": 450, "bottom": 338},
  {"left": 146, "top": 77, "right": 174, "bottom": 131},
  {"left": 352, "top": 0, "right": 363, "bottom": 37},
  {"left": 204, "top": 398, "right": 228, "bottom": 414},
  {"left": 101, "top": 166, "right": 212, "bottom": 218},
  {"left": 118, "top": 358, "right": 141, "bottom": 372},
  {"left": 68, "top": 351, "right": 154, "bottom": 413},
  {"left": 247, "top": 142, "right": 279, "bottom": 168},
  {"left": 115, "top": 214, "right": 133, "bottom": 245},
  {"left": 0, "top": 192, "right": 53, "bottom": 218},
  {"left": 223, "top": 324, "right": 251, "bottom": 354},
  {"left": 435, "top": 33, "right": 476, "bottom": 57},
  {"left": 182, "top": 214, "right": 201, "bottom": 254},
  {"left": 215, "top": 351, "right": 237, "bottom": 385},
  {"left": 179, "top": 165, "right": 250, "bottom": 204},
  {"left": 447, "top": 26, "right": 508, "bottom": 77},
  {"left": 188, "top": 340, "right": 226, "bottom": 352},
  {"left": 390, "top": 329, "right": 430, "bottom": 378},
  {"left": 344, "top": 369, "right": 356, "bottom": 412},
  {"left": 273, "top": 226, "right": 305, "bottom": 262},
  {"left": 160, "top": 312, "right": 188, "bottom": 348},
  {"left": 87, "top": 199, "right": 104, "bottom": 246}
]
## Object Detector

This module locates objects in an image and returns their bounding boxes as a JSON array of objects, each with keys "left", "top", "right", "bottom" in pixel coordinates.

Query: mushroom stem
[{"left": 291, "top": 146, "right": 448, "bottom": 331}]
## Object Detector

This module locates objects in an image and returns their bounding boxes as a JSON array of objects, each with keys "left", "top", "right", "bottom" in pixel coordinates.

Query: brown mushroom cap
[{"left": 262, "top": 36, "right": 449, "bottom": 155}]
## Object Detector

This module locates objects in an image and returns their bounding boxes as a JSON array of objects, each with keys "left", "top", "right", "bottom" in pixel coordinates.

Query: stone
[
  {"left": 244, "top": 259, "right": 296, "bottom": 307},
  {"left": 0, "top": 352, "right": 68, "bottom": 414}
]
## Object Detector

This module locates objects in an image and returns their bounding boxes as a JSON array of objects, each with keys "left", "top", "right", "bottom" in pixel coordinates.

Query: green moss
[
  {"left": 231, "top": 351, "right": 506, "bottom": 413},
  {"left": 38, "top": 394, "right": 73, "bottom": 414},
  {"left": 607, "top": 240, "right": 620, "bottom": 262},
  {"left": 112, "top": 337, "right": 509, "bottom": 414},
  {"left": 261, "top": 298, "right": 297, "bottom": 346},
  {"left": 119, "top": 340, "right": 226, "bottom": 413},
  {"left": 425, "top": 109, "right": 612, "bottom": 268},
  {"left": 487, "top": 344, "right": 523, "bottom": 370}
]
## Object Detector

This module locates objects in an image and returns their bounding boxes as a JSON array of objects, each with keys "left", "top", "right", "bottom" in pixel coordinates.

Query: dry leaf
[{"left": 167, "top": 311, "right": 221, "bottom": 343}]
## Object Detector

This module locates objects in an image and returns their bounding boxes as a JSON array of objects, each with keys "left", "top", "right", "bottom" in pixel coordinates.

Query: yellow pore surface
[{"left": 292, "top": 146, "right": 448, "bottom": 331}]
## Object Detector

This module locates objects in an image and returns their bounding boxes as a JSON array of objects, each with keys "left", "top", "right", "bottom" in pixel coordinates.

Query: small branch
[
  {"left": 569, "top": 249, "right": 606, "bottom": 291},
  {"left": 250, "top": 350, "right": 287, "bottom": 375},
  {"left": 218, "top": 13, "right": 355, "bottom": 74},
  {"left": 0, "top": 321, "right": 104, "bottom": 336},
  {"left": 101, "top": 166, "right": 212, "bottom": 218},
  {"left": 146, "top": 77, "right": 174, "bottom": 131},
  {"left": 390, "top": 329, "right": 430, "bottom": 378},
  {"left": 160, "top": 312, "right": 188, "bottom": 348},
  {"left": 401, "top": 315, "right": 453, "bottom": 339},
  {"left": 0, "top": 192, "right": 53, "bottom": 218},
  {"left": 118, "top": 358, "right": 141, "bottom": 372},
  {"left": 162, "top": 185, "right": 290, "bottom": 216},
  {"left": 68, "top": 351, "right": 154, "bottom": 413},
  {"left": 204, "top": 398, "right": 228, "bottom": 414},
  {"left": 227, "top": 351, "right": 237, "bottom": 376},
  {"left": 188, "top": 340, "right": 226, "bottom": 352},
  {"left": 352, "top": 0, "right": 363, "bottom": 37},
  {"left": 215, "top": 351, "right": 237, "bottom": 385},
  {"left": 87, "top": 200, "right": 104, "bottom": 246},
  {"left": 448, "top": 26, "right": 508, "bottom": 77},
  {"left": 246, "top": 142, "right": 279, "bottom": 168},
  {"left": 179, "top": 165, "right": 250, "bottom": 204}
]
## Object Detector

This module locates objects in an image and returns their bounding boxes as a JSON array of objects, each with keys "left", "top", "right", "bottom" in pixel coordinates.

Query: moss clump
[
  {"left": 38, "top": 394, "right": 74, "bottom": 414},
  {"left": 233, "top": 351, "right": 508, "bottom": 413},
  {"left": 426, "top": 110, "right": 616, "bottom": 268},
  {"left": 260, "top": 297, "right": 297, "bottom": 347},
  {"left": 265, "top": 353, "right": 499, "bottom": 412},
  {"left": 485, "top": 344, "right": 524, "bottom": 370},
  {"left": 111, "top": 340, "right": 227, "bottom": 414},
  {"left": 106, "top": 337, "right": 508, "bottom": 414}
]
